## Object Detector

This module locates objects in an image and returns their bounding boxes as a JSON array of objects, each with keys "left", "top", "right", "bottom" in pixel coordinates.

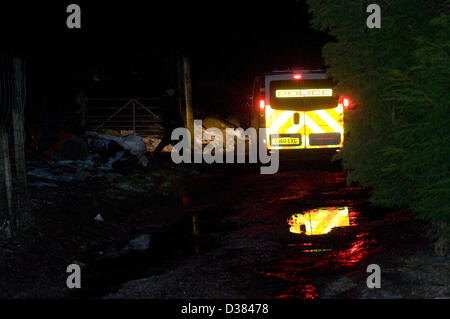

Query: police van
[{"left": 250, "top": 69, "right": 351, "bottom": 151}]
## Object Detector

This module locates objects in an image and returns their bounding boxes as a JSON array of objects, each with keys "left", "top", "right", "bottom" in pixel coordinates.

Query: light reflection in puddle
[
  {"left": 302, "top": 248, "right": 332, "bottom": 253},
  {"left": 257, "top": 206, "right": 379, "bottom": 298},
  {"left": 277, "top": 284, "right": 318, "bottom": 299},
  {"left": 288, "top": 207, "right": 350, "bottom": 235},
  {"left": 334, "top": 233, "right": 378, "bottom": 266}
]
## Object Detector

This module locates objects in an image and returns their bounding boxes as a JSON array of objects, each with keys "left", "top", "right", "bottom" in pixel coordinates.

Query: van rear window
[{"left": 269, "top": 79, "right": 338, "bottom": 111}]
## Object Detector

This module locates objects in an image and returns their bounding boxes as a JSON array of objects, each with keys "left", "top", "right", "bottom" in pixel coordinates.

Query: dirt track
[
  {"left": 102, "top": 159, "right": 445, "bottom": 299},
  {"left": 1, "top": 157, "right": 447, "bottom": 299}
]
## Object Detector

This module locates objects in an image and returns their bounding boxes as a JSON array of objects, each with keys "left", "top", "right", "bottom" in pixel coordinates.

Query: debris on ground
[
  {"left": 196, "top": 116, "right": 248, "bottom": 155},
  {"left": 27, "top": 131, "right": 150, "bottom": 185},
  {"left": 94, "top": 214, "right": 104, "bottom": 222},
  {"left": 127, "top": 234, "right": 151, "bottom": 252},
  {"left": 143, "top": 136, "right": 173, "bottom": 153},
  {"left": 86, "top": 132, "right": 149, "bottom": 168}
]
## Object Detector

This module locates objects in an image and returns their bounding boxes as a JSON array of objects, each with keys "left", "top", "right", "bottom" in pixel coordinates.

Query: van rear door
[{"left": 265, "top": 74, "right": 343, "bottom": 149}]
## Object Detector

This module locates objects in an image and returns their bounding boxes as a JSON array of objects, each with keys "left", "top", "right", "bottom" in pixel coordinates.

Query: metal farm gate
[{"left": 86, "top": 98, "right": 164, "bottom": 136}]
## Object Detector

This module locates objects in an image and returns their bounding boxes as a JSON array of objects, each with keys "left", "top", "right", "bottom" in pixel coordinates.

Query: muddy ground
[{"left": 0, "top": 156, "right": 448, "bottom": 299}]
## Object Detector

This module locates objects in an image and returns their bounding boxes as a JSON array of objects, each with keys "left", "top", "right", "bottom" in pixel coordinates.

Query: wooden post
[
  {"left": 132, "top": 99, "right": 136, "bottom": 133},
  {"left": 0, "top": 132, "right": 7, "bottom": 229},
  {"left": 76, "top": 91, "right": 88, "bottom": 131},
  {"left": 12, "top": 58, "right": 29, "bottom": 227},
  {"left": 182, "top": 56, "right": 194, "bottom": 146},
  {"left": 176, "top": 54, "right": 186, "bottom": 124},
  {"left": 0, "top": 131, "right": 16, "bottom": 233}
]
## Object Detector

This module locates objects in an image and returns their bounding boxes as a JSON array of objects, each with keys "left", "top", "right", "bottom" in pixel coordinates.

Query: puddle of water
[
  {"left": 70, "top": 208, "right": 237, "bottom": 299},
  {"left": 277, "top": 284, "right": 319, "bottom": 299},
  {"left": 303, "top": 248, "right": 333, "bottom": 253},
  {"left": 256, "top": 203, "right": 382, "bottom": 299},
  {"left": 288, "top": 206, "right": 350, "bottom": 235}
]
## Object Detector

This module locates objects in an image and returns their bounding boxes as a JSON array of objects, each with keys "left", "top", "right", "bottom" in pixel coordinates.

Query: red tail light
[
  {"left": 259, "top": 99, "right": 265, "bottom": 110},
  {"left": 343, "top": 98, "right": 350, "bottom": 108},
  {"left": 339, "top": 96, "right": 352, "bottom": 109},
  {"left": 293, "top": 74, "right": 302, "bottom": 80}
]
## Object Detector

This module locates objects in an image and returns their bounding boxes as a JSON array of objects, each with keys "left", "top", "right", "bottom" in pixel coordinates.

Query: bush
[{"left": 307, "top": 0, "right": 449, "bottom": 249}]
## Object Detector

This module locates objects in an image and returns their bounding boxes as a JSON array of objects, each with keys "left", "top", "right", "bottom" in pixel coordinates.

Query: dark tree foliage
[{"left": 307, "top": 0, "right": 449, "bottom": 238}]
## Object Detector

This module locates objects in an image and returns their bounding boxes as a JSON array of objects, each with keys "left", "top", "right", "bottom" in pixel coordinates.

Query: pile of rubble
[{"left": 27, "top": 132, "right": 150, "bottom": 184}]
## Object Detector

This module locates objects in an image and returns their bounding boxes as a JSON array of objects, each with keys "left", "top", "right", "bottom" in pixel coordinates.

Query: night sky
[{"left": 0, "top": 0, "right": 332, "bottom": 118}]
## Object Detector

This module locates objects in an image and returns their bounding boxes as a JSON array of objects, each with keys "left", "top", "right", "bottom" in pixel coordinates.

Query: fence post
[
  {"left": 182, "top": 56, "right": 194, "bottom": 146},
  {"left": 0, "top": 131, "right": 16, "bottom": 234},
  {"left": 12, "top": 58, "right": 29, "bottom": 227},
  {"left": 76, "top": 91, "right": 88, "bottom": 131},
  {"left": 132, "top": 99, "right": 136, "bottom": 133},
  {"left": 0, "top": 135, "right": 5, "bottom": 227}
]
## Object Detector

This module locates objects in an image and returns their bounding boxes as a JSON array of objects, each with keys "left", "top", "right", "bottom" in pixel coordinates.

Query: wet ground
[
  {"left": 69, "top": 155, "right": 442, "bottom": 299},
  {"left": 1, "top": 153, "right": 447, "bottom": 299}
]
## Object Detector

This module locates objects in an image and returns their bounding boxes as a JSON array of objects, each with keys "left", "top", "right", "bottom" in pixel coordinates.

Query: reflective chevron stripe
[
  {"left": 313, "top": 110, "right": 343, "bottom": 134},
  {"left": 285, "top": 115, "right": 304, "bottom": 134},
  {"left": 265, "top": 105, "right": 344, "bottom": 149},
  {"left": 304, "top": 114, "right": 325, "bottom": 133},
  {"left": 266, "top": 108, "right": 295, "bottom": 136}
]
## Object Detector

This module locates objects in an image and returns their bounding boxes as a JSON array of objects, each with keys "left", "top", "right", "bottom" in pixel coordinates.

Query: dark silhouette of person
[{"left": 153, "top": 87, "right": 184, "bottom": 156}]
